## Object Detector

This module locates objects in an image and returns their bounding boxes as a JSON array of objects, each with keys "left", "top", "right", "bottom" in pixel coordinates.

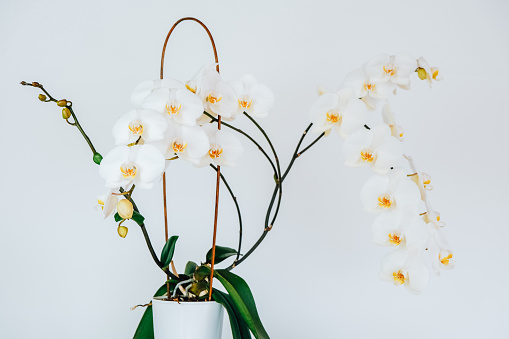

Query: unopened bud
[
  {"left": 93, "top": 152, "right": 103, "bottom": 165},
  {"left": 57, "top": 100, "right": 68, "bottom": 107},
  {"left": 38, "top": 94, "right": 47, "bottom": 101},
  {"left": 417, "top": 68, "right": 427, "bottom": 80},
  {"left": 62, "top": 107, "right": 71, "bottom": 119},
  {"left": 32, "top": 82, "right": 40, "bottom": 87},
  {"left": 117, "top": 225, "right": 128, "bottom": 238},
  {"left": 117, "top": 199, "right": 134, "bottom": 219}
]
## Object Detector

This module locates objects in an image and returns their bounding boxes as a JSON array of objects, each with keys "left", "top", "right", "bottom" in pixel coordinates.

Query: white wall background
[{"left": 1, "top": 0, "right": 508, "bottom": 338}]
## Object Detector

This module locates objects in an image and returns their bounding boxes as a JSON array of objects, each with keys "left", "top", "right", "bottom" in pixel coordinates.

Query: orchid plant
[{"left": 21, "top": 22, "right": 453, "bottom": 339}]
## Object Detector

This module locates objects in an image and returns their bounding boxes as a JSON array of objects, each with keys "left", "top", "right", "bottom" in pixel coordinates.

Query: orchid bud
[
  {"left": 32, "top": 82, "right": 40, "bottom": 87},
  {"left": 417, "top": 68, "right": 427, "bottom": 80},
  {"left": 57, "top": 100, "right": 68, "bottom": 107},
  {"left": 93, "top": 152, "right": 103, "bottom": 165},
  {"left": 62, "top": 107, "right": 71, "bottom": 119},
  {"left": 117, "top": 199, "right": 133, "bottom": 219},
  {"left": 117, "top": 225, "right": 128, "bottom": 238},
  {"left": 38, "top": 94, "right": 47, "bottom": 101}
]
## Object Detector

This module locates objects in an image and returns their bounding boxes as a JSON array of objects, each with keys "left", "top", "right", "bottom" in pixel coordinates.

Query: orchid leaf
[
  {"left": 132, "top": 284, "right": 168, "bottom": 339},
  {"left": 214, "top": 269, "right": 269, "bottom": 339},
  {"left": 114, "top": 212, "right": 122, "bottom": 222},
  {"left": 160, "top": 236, "right": 179, "bottom": 267},
  {"left": 184, "top": 261, "right": 198, "bottom": 276},
  {"left": 213, "top": 288, "right": 251, "bottom": 339},
  {"left": 132, "top": 211, "right": 145, "bottom": 226},
  {"left": 206, "top": 246, "right": 239, "bottom": 265}
]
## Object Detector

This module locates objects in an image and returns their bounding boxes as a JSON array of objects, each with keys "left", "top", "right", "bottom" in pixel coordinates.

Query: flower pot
[{"left": 152, "top": 297, "right": 224, "bottom": 339}]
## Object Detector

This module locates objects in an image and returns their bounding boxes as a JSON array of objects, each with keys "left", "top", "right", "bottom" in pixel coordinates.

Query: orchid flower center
[
  {"left": 393, "top": 270, "right": 406, "bottom": 285},
  {"left": 388, "top": 233, "right": 401, "bottom": 245},
  {"left": 120, "top": 163, "right": 137, "bottom": 179},
  {"left": 209, "top": 144, "right": 223, "bottom": 158},
  {"left": 238, "top": 95, "right": 252, "bottom": 109},
  {"left": 326, "top": 112, "right": 341, "bottom": 124},
  {"left": 172, "top": 137, "right": 188, "bottom": 154},
  {"left": 377, "top": 194, "right": 393, "bottom": 209},
  {"left": 98, "top": 199, "right": 105, "bottom": 209},
  {"left": 440, "top": 252, "right": 453, "bottom": 266},
  {"left": 207, "top": 93, "right": 222, "bottom": 104},
  {"left": 363, "top": 82, "right": 376, "bottom": 92},
  {"left": 383, "top": 65, "right": 395, "bottom": 76},
  {"left": 360, "top": 149, "right": 375, "bottom": 163},
  {"left": 432, "top": 69, "right": 439, "bottom": 80},
  {"left": 128, "top": 120, "right": 144, "bottom": 136},
  {"left": 185, "top": 83, "right": 197, "bottom": 94},
  {"left": 166, "top": 100, "right": 182, "bottom": 115}
]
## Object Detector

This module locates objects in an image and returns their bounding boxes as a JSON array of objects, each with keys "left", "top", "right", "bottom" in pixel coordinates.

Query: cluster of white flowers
[
  {"left": 308, "top": 53, "right": 452, "bottom": 294},
  {"left": 96, "top": 64, "right": 274, "bottom": 221}
]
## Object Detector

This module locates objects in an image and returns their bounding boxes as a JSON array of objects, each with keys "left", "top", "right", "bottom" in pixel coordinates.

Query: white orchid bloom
[
  {"left": 141, "top": 88, "right": 204, "bottom": 126},
  {"left": 309, "top": 88, "right": 367, "bottom": 139},
  {"left": 197, "top": 123, "right": 243, "bottom": 167},
  {"left": 131, "top": 78, "right": 186, "bottom": 108},
  {"left": 186, "top": 64, "right": 220, "bottom": 96},
  {"left": 382, "top": 102, "right": 404, "bottom": 141},
  {"left": 360, "top": 169, "right": 421, "bottom": 213},
  {"left": 379, "top": 248, "right": 430, "bottom": 294},
  {"left": 343, "top": 68, "right": 394, "bottom": 109},
  {"left": 99, "top": 144, "right": 165, "bottom": 189},
  {"left": 342, "top": 124, "right": 403, "bottom": 174},
  {"left": 151, "top": 121, "right": 210, "bottom": 165},
  {"left": 96, "top": 189, "right": 118, "bottom": 219},
  {"left": 230, "top": 75, "right": 274, "bottom": 118},
  {"left": 365, "top": 53, "right": 417, "bottom": 89},
  {"left": 112, "top": 109, "right": 168, "bottom": 145},
  {"left": 372, "top": 208, "right": 429, "bottom": 248},
  {"left": 416, "top": 57, "right": 442, "bottom": 86},
  {"left": 426, "top": 227, "right": 455, "bottom": 274}
]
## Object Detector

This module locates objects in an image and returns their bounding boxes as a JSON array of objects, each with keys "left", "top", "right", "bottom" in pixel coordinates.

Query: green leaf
[
  {"left": 206, "top": 246, "right": 239, "bottom": 265},
  {"left": 160, "top": 236, "right": 179, "bottom": 267},
  {"left": 212, "top": 289, "right": 251, "bottom": 339},
  {"left": 132, "top": 210, "right": 145, "bottom": 226},
  {"left": 194, "top": 265, "right": 211, "bottom": 281},
  {"left": 133, "top": 284, "right": 169, "bottom": 339},
  {"left": 184, "top": 261, "right": 198, "bottom": 276},
  {"left": 214, "top": 269, "right": 269, "bottom": 339},
  {"left": 114, "top": 212, "right": 122, "bottom": 222}
]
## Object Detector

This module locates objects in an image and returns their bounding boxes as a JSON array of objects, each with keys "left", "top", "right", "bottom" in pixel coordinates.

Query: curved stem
[{"left": 210, "top": 164, "right": 243, "bottom": 264}]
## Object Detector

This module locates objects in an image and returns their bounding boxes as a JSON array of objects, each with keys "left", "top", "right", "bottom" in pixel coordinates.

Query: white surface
[
  {"left": 1, "top": 0, "right": 508, "bottom": 338},
  {"left": 152, "top": 299, "right": 224, "bottom": 339}
]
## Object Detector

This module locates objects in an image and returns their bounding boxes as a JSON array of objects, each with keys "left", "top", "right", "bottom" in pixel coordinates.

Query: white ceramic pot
[{"left": 152, "top": 297, "right": 224, "bottom": 339}]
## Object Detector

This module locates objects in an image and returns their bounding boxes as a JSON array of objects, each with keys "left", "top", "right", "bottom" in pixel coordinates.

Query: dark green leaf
[
  {"left": 194, "top": 265, "right": 211, "bottom": 281},
  {"left": 114, "top": 212, "right": 122, "bottom": 222},
  {"left": 160, "top": 236, "right": 179, "bottom": 267},
  {"left": 206, "top": 246, "right": 239, "bottom": 265},
  {"left": 214, "top": 269, "right": 269, "bottom": 339},
  {"left": 184, "top": 261, "right": 198, "bottom": 276},
  {"left": 132, "top": 210, "right": 145, "bottom": 226},
  {"left": 133, "top": 284, "right": 170, "bottom": 339},
  {"left": 212, "top": 289, "right": 251, "bottom": 339}
]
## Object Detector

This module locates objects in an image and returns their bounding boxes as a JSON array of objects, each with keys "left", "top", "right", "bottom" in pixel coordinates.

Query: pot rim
[{"left": 152, "top": 296, "right": 220, "bottom": 304}]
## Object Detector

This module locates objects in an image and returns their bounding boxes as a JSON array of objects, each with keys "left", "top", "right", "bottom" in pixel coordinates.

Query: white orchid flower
[
  {"left": 342, "top": 124, "right": 403, "bottom": 174},
  {"left": 131, "top": 78, "right": 186, "bottom": 107},
  {"left": 96, "top": 189, "right": 118, "bottom": 219},
  {"left": 99, "top": 144, "right": 165, "bottom": 189},
  {"left": 360, "top": 169, "right": 421, "bottom": 213},
  {"left": 343, "top": 68, "right": 394, "bottom": 109},
  {"left": 186, "top": 64, "right": 220, "bottom": 96},
  {"left": 426, "top": 227, "right": 455, "bottom": 274},
  {"left": 141, "top": 88, "right": 204, "bottom": 126},
  {"left": 416, "top": 57, "right": 442, "bottom": 86},
  {"left": 112, "top": 109, "right": 168, "bottom": 145},
  {"left": 381, "top": 102, "right": 404, "bottom": 141},
  {"left": 151, "top": 121, "right": 210, "bottom": 165},
  {"left": 197, "top": 123, "right": 243, "bottom": 167},
  {"left": 372, "top": 208, "right": 429, "bottom": 248},
  {"left": 309, "top": 88, "right": 367, "bottom": 139},
  {"left": 379, "top": 248, "right": 430, "bottom": 294},
  {"left": 230, "top": 75, "right": 274, "bottom": 118},
  {"left": 365, "top": 53, "right": 417, "bottom": 89}
]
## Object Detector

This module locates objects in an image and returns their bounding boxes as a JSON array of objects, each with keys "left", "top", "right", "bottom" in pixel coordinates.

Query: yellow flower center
[
  {"left": 98, "top": 199, "right": 105, "bottom": 210},
  {"left": 388, "top": 233, "right": 401, "bottom": 245},
  {"left": 239, "top": 95, "right": 252, "bottom": 109},
  {"left": 440, "top": 253, "right": 453, "bottom": 266},
  {"left": 209, "top": 145, "right": 223, "bottom": 159},
  {"left": 432, "top": 69, "right": 439, "bottom": 80},
  {"left": 378, "top": 194, "right": 393, "bottom": 209},
  {"left": 326, "top": 112, "right": 341, "bottom": 124},
  {"left": 128, "top": 120, "right": 144, "bottom": 136},
  {"left": 172, "top": 138, "right": 188, "bottom": 154},
  {"left": 383, "top": 66, "right": 395, "bottom": 76},
  {"left": 393, "top": 270, "right": 405, "bottom": 285},
  {"left": 360, "top": 149, "right": 375, "bottom": 163},
  {"left": 120, "top": 164, "right": 137, "bottom": 179},
  {"left": 166, "top": 101, "right": 182, "bottom": 115},
  {"left": 363, "top": 82, "right": 376, "bottom": 92},
  {"left": 207, "top": 94, "right": 222, "bottom": 104}
]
